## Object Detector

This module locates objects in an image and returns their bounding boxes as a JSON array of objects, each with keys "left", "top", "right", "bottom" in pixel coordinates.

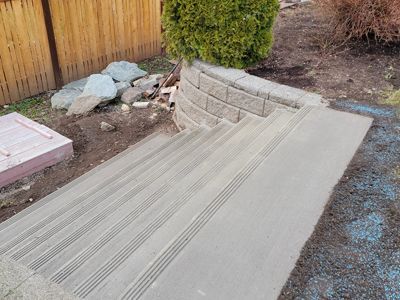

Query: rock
[
  {"left": 100, "top": 121, "right": 116, "bottom": 132},
  {"left": 116, "top": 82, "right": 131, "bottom": 97},
  {"left": 133, "top": 102, "right": 150, "bottom": 109},
  {"left": 22, "top": 185, "right": 31, "bottom": 191},
  {"left": 121, "top": 104, "right": 130, "bottom": 112},
  {"left": 51, "top": 89, "right": 81, "bottom": 110},
  {"left": 80, "top": 74, "right": 117, "bottom": 102},
  {"left": 121, "top": 87, "right": 144, "bottom": 104},
  {"left": 133, "top": 74, "right": 163, "bottom": 90},
  {"left": 67, "top": 95, "right": 102, "bottom": 116},
  {"left": 102, "top": 61, "right": 147, "bottom": 83},
  {"left": 62, "top": 77, "right": 88, "bottom": 91}
]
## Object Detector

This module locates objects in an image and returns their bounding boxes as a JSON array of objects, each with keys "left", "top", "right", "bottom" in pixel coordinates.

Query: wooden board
[{"left": 0, "top": 112, "right": 73, "bottom": 188}]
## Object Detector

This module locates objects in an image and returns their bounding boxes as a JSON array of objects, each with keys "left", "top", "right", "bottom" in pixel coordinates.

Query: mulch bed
[
  {"left": 248, "top": 3, "right": 400, "bottom": 299},
  {"left": 0, "top": 102, "right": 177, "bottom": 223}
]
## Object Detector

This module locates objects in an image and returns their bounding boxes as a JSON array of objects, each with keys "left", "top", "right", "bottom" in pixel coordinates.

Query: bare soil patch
[{"left": 247, "top": 3, "right": 400, "bottom": 103}]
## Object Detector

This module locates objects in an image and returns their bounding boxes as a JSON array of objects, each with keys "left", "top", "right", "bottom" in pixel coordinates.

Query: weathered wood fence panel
[
  {"left": 0, "top": 0, "right": 55, "bottom": 105},
  {"left": 0, "top": 0, "right": 162, "bottom": 105}
]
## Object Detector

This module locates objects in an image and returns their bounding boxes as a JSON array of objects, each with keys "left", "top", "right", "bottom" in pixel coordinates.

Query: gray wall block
[
  {"left": 199, "top": 73, "right": 228, "bottom": 102},
  {"left": 176, "top": 91, "right": 219, "bottom": 127},
  {"left": 207, "top": 95, "right": 240, "bottom": 123},
  {"left": 227, "top": 87, "right": 265, "bottom": 116},
  {"left": 182, "top": 65, "right": 201, "bottom": 88},
  {"left": 181, "top": 78, "right": 208, "bottom": 109},
  {"left": 269, "top": 85, "right": 307, "bottom": 108},
  {"left": 204, "top": 66, "right": 247, "bottom": 86}
]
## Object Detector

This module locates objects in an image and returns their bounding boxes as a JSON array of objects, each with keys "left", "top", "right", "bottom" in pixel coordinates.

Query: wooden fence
[{"left": 0, "top": 0, "right": 162, "bottom": 105}]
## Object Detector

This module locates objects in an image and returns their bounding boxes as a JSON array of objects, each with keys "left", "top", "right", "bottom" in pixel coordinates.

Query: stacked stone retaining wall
[{"left": 175, "top": 60, "right": 325, "bottom": 129}]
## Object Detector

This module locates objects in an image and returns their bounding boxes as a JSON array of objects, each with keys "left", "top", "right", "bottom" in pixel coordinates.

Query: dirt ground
[
  {"left": 251, "top": 3, "right": 400, "bottom": 299},
  {"left": 247, "top": 4, "right": 400, "bottom": 103},
  {"left": 0, "top": 101, "right": 177, "bottom": 223}
]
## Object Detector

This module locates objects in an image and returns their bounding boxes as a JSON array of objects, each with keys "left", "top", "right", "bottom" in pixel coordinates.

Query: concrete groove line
[
  {"left": 72, "top": 118, "right": 261, "bottom": 296},
  {"left": 73, "top": 113, "right": 282, "bottom": 298},
  {"left": 7, "top": 130, "right": 203, "bottom": 261},
  {"left": 28, "top": 126, "right": 230, "bottom": 270},
  {"left": 50, "top": 119, "right": 253, "bottom": 283},
  {"left": 0, "top": 130, "right": 192, "bottom": 256},
  {"left": 120, "top": 107, "right": 314, "bottom": 300},
  {"left": 71, "top": 118, "right": 261, "bottom": 297},
  {"left": 73, "top": 118, "right": 264, "bottom": 293},
  {"left": 23, "top": 127, "right": 226, "bottom": 268},
  {"left": 73, "top": 119, "right": 264, "bottom": 298},
  {"left": 0, "top": 132, "right": 164, "bottom": 235}
]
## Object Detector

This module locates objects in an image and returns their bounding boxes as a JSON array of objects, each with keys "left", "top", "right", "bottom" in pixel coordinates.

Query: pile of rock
[{"left": 51, "top": 61, "right": 164, "bottom": 115}]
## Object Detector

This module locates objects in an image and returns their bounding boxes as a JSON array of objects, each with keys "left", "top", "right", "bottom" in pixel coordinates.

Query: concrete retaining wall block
[
  {"left": 227, "top": 87, "right": 265, "bottom": 116},
  {"left": 175, "top": 91, "right": 218, "bottom": 127},
  {"left": 180, "top": 78, "right": 208, "bottom": 109},
  {"left": 207, "top": 95, "right": 240, "bottom": 123},
  {"left": 269, "top": 85, "right": 307, "bottom": 108},
  {"left": 204, "top": 66, "right": 247, "bottom": 86},
  {"left": 181, "top": 64, "right": 201, "bottom": 88},
  {"left": 199, "top": 73, "right": 228, "bottom": 102}
]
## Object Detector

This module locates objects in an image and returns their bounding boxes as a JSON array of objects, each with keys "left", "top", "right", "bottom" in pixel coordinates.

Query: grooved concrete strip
[
  {"left": 137, "top": 108, "right": 373, "bottom": 300},
  {"left": 0, "top": 133, "right": 171, "bottom": 234},
  {"left": 0, "top": 107, "right": 372, "bottom": 300}
]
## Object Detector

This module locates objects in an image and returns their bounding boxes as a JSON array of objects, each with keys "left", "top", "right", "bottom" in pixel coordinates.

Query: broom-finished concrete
[{"left": 0, "top": 106, "right": 372, "bottom": 299}]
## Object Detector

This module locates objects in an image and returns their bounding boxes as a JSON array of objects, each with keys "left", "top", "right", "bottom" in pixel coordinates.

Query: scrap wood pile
[{"left": 149, "top": 58, "right": 183, "bottom": 112}]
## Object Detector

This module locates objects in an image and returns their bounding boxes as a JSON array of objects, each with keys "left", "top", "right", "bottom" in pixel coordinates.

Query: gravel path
[{"left": 280, "top": 100, "right": 400, "bottom": 299}]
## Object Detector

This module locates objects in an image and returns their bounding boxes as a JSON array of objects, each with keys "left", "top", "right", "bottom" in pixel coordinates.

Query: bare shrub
[{"left": 315, "top": 0, "right": 400, "bottom": 43}]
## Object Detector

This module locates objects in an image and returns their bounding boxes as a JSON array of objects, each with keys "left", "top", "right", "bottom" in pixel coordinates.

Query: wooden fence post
[{"left": 40, "top": 0, "right": 63, "bottom": 89}]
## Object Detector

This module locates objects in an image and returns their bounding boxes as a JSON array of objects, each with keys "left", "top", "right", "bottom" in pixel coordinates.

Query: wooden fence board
[
  {"left": 0, "top": 0, "right": 162, "bottom": 105},
  {"left": 0, "top": 0, "right": 55, "bottom": 105}
]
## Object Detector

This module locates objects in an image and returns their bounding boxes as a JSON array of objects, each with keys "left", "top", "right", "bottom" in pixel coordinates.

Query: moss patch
[{"left": 0, "top": 97, "right": 50, "bottom": 121}]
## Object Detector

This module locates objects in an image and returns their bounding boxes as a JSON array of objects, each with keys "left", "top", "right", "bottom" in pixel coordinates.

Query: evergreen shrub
[{"left": 162, "top": 0, "right": 280, "bottom": 68}]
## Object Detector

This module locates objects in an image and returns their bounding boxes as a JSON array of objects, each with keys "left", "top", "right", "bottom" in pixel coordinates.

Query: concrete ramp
[{"left": 0, "top": 106, "right": 372, "bottom": 299}]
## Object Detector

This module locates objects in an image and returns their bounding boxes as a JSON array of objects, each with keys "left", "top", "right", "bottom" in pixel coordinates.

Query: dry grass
[{"left": 315, "top": 0, "right": 400, "bottom": 43}]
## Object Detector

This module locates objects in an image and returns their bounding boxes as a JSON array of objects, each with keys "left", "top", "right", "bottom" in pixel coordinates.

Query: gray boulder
[
  {"left": 62, "top": 77, "right": 88, "bottom": 91},
  {"left": 102, "top": 61, "right": 147, "bottom": 83},
  {"left": 51, "top": 89, "right": 81, "bottom": 110},
  {"left": 121, "top": 87, "right": 144, "bottom": 104},
  {"left": 81, "top": 74, "right": 117, "bottom": 102},
  {"left": 67, "top": 95, "right": 102, "bottom": 116},
  {"left": 133, "top": 74, "right": 163, "bottom": 91},
  {"left": 116, "top": 81, "right": 131, "bottom": 97}
]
